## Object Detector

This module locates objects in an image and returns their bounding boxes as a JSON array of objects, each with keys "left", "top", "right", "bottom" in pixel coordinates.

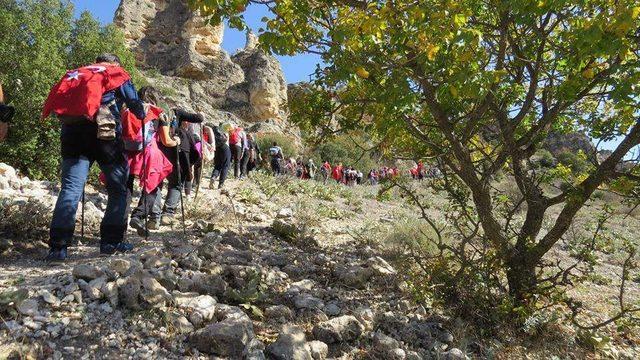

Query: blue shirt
[{"left": 101, "top": 80, "right": 146, "bottom": 120}]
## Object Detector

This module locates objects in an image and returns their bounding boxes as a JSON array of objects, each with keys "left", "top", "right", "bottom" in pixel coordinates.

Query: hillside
[{"left": 0, "top": 164, "right": 638, "bottom": 359}]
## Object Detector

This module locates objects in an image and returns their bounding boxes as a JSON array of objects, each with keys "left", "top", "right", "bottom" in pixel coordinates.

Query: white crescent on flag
[{"left": 85, "top": 66, "right": 107, "bottom": 73}]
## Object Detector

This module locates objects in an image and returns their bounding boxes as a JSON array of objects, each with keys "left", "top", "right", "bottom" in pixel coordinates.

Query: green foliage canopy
[
  {"left": 0, "top": 0, "right": 141, "bottom": 179},
  {"left": 190, "top": 0, "right": 640, "bottom": 305}
]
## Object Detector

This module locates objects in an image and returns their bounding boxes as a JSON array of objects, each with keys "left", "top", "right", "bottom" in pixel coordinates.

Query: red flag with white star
[{"left": 41, "top": 63, "right": 131, "bottom": 120}]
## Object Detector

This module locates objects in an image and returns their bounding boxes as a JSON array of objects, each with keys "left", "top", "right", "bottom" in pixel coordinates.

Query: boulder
[
  {"left": 312, "top": 316, "right": 365, "bottom": 344},
  {"left": 140, "top": 276, "right": 172, "bottom": 307},
  {"left": 308, "top": 341, "right": 328, "bottom": 360},
  {"left": 271, "top": 219, "right": 301, "bottom": 240},
  {"left": 265, "top": 305, "right": 294, "bottom": 322},
  {"left": 178, "top": 294, "right": 217, "bottom": 327},
  {"left": 189, "top": 305, "right": 256, "bottom": 357},
  {"left": 443, "top": 348, "right": 467, "bottom": 360},
  {"left": 72, "top": 264, "right": 104, "bottom": 281},
  {"left": 266, "top": 325, "right": 313, "bottom": 360},
  {"left": 294, "top": 293, "right": 325, "bottom": 311}
]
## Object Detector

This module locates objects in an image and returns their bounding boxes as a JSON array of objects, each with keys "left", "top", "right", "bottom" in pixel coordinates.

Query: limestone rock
[
  {"left": 17, "top": 298, "right": 39, "bottom": 316},
  {"left": 114, "top": 0, "right": 290, "bottom": 130},
  {"left": 189, "top": 305, "right": 257, "bottom": 357},
  {"left": 265, "top": 305, "right": 294, "bottom": 322},
  {"left": 266, "top": 325, "right": 313, "bottom": 360},
  {"left": 312, "top": 316, "right": 364, "bottom": 344},
  {"left": 72, "top": 264, "right": 104, "bottom": 281},
  {"left": 308, "top": 341, "right": 328, "bottom": 360}
]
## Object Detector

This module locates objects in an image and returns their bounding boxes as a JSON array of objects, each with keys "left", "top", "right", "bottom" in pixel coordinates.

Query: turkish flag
[{"left": 42, "top": 63, "right": 131, "bottom": 120}]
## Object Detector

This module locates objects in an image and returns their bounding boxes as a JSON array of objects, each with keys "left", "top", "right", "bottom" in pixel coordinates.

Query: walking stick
[
  {"left": 141, "top": 120, "right": 149, "bottom": 240},
  {"left": 81, "top": 187, "right": 85, "bottom": 243},
  {"left": 175, "top": 144, "right": 187, "bottom": 235},
  {"left": 193, "top": 125, "right": 205, "bottom": 203}
]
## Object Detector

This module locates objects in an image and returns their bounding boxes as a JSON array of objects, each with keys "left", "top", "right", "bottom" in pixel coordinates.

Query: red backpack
[
  {"left": 122, "top": 105, "right": 163, "bottom": 152},
  {"left": 42, "top": 64, "right": 131, "bottom": 120}
]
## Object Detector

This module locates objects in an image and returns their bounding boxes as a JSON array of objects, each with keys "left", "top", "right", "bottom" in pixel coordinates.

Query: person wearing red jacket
[
  {"left": 332, "top": 163, "right": 344, "bottom": 183},
  {"left": 43, "top": 54, "right": 146, "bottom": 262}
]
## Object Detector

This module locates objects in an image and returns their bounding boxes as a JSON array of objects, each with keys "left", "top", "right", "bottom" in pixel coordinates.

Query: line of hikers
[
  {"left": 40, "top": 54, "right": 263, "bottom": 262},
  {"left": 38, "top": 54, "right": 440, "bottom": 262}
]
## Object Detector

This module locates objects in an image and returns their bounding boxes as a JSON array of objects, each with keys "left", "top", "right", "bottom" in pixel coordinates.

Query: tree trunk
[{"left": 506, "top": 255, "right": 538, "bottom": 306}]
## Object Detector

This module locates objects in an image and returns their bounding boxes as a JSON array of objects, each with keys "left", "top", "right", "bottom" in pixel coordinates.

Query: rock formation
[{"left": 114, "top": 0, "right": 289, "bottom": 131}]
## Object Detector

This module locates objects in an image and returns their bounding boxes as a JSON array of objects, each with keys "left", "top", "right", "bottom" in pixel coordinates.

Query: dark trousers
[
  {"left": 160, "top": 147, "right": 189, "bottom": 216},
  {"left": 271, "top": 158, "right": 281, "bottom": 175},
  {"left": 49, "top": 123, "right": 129, "bottom": 248},
  {"left": 127, "top": 176, "right": 161, "bottom": 222},
  {"left": 231, "top": 144, "right": 242, "bottom": 178},
  {"left": 240, "top": 149, "right": 250, "bottom": 177},
  {"left": 185, "top": 159, "right": 202, "bottom": 195},
  {"left": 212, "top": 145, "right": 231, "bottom": 187}
]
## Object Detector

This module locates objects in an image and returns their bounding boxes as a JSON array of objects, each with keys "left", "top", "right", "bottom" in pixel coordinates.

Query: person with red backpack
[
  {"left": 229, "top": 126, "right": 246, "bottom": 178},
  {"left": 122, "top": 86, "right": 176, "bottom": 236},
  {"left": 42, "top": 54, "right": 146, "bottom": 262}
]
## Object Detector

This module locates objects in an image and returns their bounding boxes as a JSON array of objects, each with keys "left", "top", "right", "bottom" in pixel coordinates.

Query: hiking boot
[
  {"left": 209, "top": 181, "right": 216, "bottom": 189},
  {"left": 100, "top": 242, "right": 134, "bottom": 255},
  {"left": 44, "top": 247, "right": 67, "bottom": 263},
  {"left": 129, "top": 217, "right": 149, "bottom": 237},
  {"left": 161, "top": 215, "right": 175, "bottom": 226},
  {"left": 147, "top": 219, "right": 160, "bottom": 230}
]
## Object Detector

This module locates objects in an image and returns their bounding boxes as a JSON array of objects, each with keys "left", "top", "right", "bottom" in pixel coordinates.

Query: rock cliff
[{"left": 114, "top": 0, "right": 289, "bottom": 130}]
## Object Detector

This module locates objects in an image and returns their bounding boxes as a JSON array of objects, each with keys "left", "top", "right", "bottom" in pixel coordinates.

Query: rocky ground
[
  {"left": 0, "top": 164, "right": 462, "bottom": 360},
  {"left": 0, "top": 162, "right": 638, "bottom": 359}
]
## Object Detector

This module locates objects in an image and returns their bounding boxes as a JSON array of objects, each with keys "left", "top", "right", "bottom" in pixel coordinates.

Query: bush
[
  {"left": 255, "top": 132, "right": 299, "bottom": 164},
  {"left": 308, "top": 134, "right": 380, "bottom": 172},
  {"left": 0, "top": 197, "right": 51, "bottom": 243},
  {"left": 0, "top": 4, "right": 142, "bottom": 180},
  {"left": 534, "top": 149, "right": 556, "bottom": 168},
  {"left": 556, "top": 150, "right": 590, "bottom": 174}
]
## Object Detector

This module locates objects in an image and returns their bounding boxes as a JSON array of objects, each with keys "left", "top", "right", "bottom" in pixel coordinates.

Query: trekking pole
[
  {"left": 81, "top": 187, "right": 85, "bottom": 243},
  {"left": 193, "top": 125, "right": 205, "bottom": 203},
  {"left": 175, "top": 145, "right": 187, "bottom": 235},
  {"left": 141, "top": 120, "right": 149, "bottom": 240}
]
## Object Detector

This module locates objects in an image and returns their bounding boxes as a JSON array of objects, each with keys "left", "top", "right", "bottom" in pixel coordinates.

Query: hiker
[
  {"left": 0, "top": 82, "right": 15, "bottom": 142},
  {"left": 368, "top": 169, "right": 378, "bottom": 185},
  {"left": 123, "top": 86, "right": 175, "bottom": 236},
  {"left": 245, "top": 133, "right": 261, "bottom": 176},
  {"left": 320, "top": 161, "right": 331, "bottom": 184},
  {"left": 239, "top": 130, "right": 251, "bottom": 178},
  {"left": 229, "top": 126, "right": 246, "bottom": 178},
  {"left": 268, "top": 141, "right": 283, "bottom": 175},
  {"left": 185, "top": 121, "right": 208, "bottom": 196},
  {"left": 192, "top": 124, "right": 215, "bottom": 193},
  {"left": 356, "top": 170, "right": 363, "bottom": 185},
  {"left": 210, "top": 125, "right": 231, "bottom": 189},
  {"left": 295, "top": 158, "right": 305, "bottom": 178},
  {"left": 332, "top": 163, "right": 343, "bottom": 184},
  {"left": 159, "top": 109, "right": 203, "bottom": 224},
  {"left": 307, "top": 159, "right": 317, "bottom": 180},
  {"left": 42, "top": 54, "right": 146, "bottom": 261}
]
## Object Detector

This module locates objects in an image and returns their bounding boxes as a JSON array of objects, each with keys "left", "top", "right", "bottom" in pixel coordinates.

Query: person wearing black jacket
[
  {"left": 0, "top": 82, "right": 14, "bottom": 142},
  {"left": 244, "top": 133, "right": 261, "bottom": 175},
  {"left": 210, "top": 125, "right": 231, "bottom": 189},
  {"left": 159, "top": 109, "right": 203, "bottom": 225}
]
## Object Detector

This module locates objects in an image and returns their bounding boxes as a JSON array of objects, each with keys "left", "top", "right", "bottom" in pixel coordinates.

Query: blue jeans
[{"left": 49, "top": 123, "right": 129, "bottom": 248}]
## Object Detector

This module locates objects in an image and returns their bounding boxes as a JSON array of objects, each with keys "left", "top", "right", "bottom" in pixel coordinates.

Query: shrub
[
  {"left": 255, "top": 133, "right": 299, "bottom": 164},
  {"left": 534, "top": 149, "right": 557, "bottom": 168},
  {"left": 556, "top": 150, "right": 590, "bottom": 175}
]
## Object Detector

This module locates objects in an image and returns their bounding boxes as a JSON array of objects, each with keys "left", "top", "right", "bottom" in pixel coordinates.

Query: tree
[
  {"left": 0, "top": 0, "right": 73, "bottom": 179},
  {"left": 0, "top": 1, "right": 142, "bottom": 179},
  {"left": 190, "top": 0, "right": 640, "bottom": 312}
]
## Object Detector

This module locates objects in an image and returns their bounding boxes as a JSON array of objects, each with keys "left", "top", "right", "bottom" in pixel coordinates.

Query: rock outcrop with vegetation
[{"left": 114, "top": 0, "right": 288, "bottom": 129}]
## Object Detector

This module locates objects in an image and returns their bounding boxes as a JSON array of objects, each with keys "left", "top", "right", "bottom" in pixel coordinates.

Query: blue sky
[{"left": 71, "top": 0, "right": 320, "bottom": 84}]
